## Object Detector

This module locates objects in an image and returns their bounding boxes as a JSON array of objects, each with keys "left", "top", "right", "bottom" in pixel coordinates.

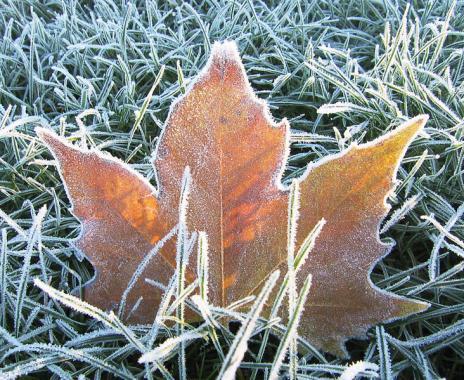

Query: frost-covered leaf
[
  {"left": 37, "top": 41, "right": 428, "bottom": 356},
  {"left": 294, "top": 116, "right": 430, "bottom": 356}
]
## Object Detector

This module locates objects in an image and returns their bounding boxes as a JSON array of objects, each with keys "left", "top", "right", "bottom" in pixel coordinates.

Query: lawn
[{"left": 0, "top": 0, "right": 463, "bottom": 379}]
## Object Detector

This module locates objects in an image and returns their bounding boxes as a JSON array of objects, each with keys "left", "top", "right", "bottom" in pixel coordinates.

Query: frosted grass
[{"left": 0, "top": 0, "right": 463, "bottom": 378}]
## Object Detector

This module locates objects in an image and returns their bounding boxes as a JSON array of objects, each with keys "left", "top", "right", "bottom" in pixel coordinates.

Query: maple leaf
[{"left": 36, "top": 41, "right": 429, "bottom": 356}]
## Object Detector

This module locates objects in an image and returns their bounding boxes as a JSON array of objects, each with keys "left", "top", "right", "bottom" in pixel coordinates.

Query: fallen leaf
[
  {"left": 37, "top": 41, "right": 429, "bottom": 356},
  {"left": 295, "top": 116, "right": 430, "bottom": 356}
]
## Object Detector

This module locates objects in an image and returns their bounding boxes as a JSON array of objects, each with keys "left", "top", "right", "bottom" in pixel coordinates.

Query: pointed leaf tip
[
  {"left": 393, "top": 114, "right": 428, "bottom": 141},
  {"left": 36, "top": 127, "right": 73, "bottom": 158},
  {"left": 360, "top": 114, "right": 428, "bottom": 157},
  {"left": 210, "top": 40, "right": 241, "bottom": 65},
  {"left": 204, "top": 41, "right": 249, "bottom": 88},
  {"left": 398, "top": 298, "right": 430, "bottom": 316},
  {"left": 36, "top": 126, "right": 54, "bottom": 142}
]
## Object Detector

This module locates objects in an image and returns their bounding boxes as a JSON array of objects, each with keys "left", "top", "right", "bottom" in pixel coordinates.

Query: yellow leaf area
[{"left": 37, "top": 41, "right": 429, "bottom": 356}]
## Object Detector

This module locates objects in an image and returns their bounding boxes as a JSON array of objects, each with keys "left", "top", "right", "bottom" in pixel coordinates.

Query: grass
[{"left": 0, "top": 0, "right": 463, "bottom": 378}]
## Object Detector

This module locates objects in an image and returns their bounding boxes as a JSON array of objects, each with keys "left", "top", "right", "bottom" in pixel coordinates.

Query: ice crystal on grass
[{"left": 1, "top": 0, "right": 463, "bottom": 378}]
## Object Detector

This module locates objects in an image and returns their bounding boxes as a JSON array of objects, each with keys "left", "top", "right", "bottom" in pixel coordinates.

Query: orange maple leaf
[{"left": 37, "top": 41, "right": 429, "bottom": 356}]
